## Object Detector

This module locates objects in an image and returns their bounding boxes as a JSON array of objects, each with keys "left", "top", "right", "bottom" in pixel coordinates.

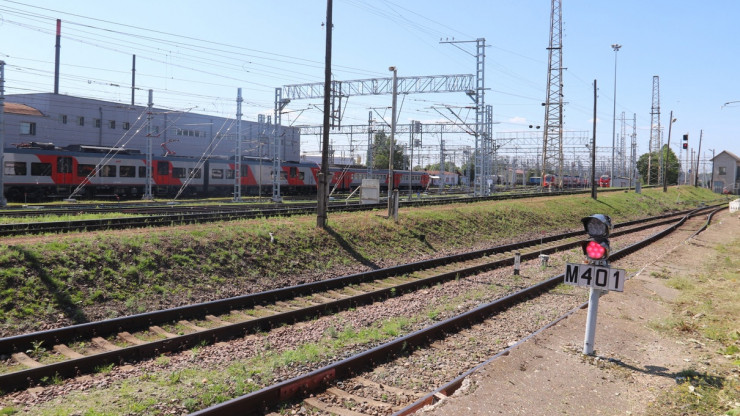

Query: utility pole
[
  {"left": 695, "top": 130, "right": 702, "bottom": 187},
  {"left": 54, "top": 19, "right": 61, "bottom": 94},
  {"left": 610, "top": 44, "right": 621, "bottom": 184},
  {"left": 131, "top": 55, "right": 136, "bottom": 106},
  {"left": 317, "top": 0, "right": 333, "bottom": 228},
  {"left": 387, "top": 66, "right": 398, "bottom": 218},
  {"left": 143, "top": 89, "right": 154, "bottom": 200},
  {"left": 0, "top": 60, "right": 6, "bottom": 206},
  {"left": 648, "top": 76, "right": 661, "bottom": 185},
  {"left": 233, "top": 88, "right": 243, "bottom": 202},
  {"left": 663, "top": 111, "right": 674, "bottom": 192},
  {"left": 591, "top": 80, "right": 597, "bottom": 200}
]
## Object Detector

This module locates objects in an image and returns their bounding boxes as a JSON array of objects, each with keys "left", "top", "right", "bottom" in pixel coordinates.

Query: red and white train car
[{"left": 2, "top": 143, "right": 320, "bottom": 201}]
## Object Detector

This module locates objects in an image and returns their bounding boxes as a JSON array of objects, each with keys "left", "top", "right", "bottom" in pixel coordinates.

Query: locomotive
[{"left": 1, "top": 143, "right": 429, "bottom": 202}]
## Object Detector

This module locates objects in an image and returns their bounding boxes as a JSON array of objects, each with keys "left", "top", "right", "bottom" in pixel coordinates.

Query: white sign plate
[{"left": 564, "top": 263, "right": 625, "bottom": 292}]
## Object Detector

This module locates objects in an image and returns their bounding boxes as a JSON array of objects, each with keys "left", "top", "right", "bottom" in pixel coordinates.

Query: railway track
[
  {"left": 0, "top": 206, "right": 718, "bottom": 396},
  {"left": 0, "top": 187, "right": 630, "bottom": 236},
  {"left": 189, "top": 206, "right": 723, "bottom": 416}
]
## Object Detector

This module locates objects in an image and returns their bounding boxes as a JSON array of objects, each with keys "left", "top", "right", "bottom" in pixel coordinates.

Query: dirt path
[{"left": 420, "top": 209, "right": 739, "bottom": 416}]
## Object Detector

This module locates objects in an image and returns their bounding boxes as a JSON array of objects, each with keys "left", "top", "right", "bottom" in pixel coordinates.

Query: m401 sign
[{"left": 564, "top": 263, "right": 626, "bottom": 292}]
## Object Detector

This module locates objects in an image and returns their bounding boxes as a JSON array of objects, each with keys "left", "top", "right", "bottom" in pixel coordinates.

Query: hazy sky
[{"left": 1, "top": 0, "right": 738, "bottom": 168}]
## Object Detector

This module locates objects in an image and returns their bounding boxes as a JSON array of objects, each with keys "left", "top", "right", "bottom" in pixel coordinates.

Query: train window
[
  {"left": 31, "top": 162, "right": 51, "bottom": 176},
  {"left": 77, "top": 164, "right": 96, "bottom": 177},
  {"left": 5, "top": 162, "right": 26, "bottom": 176},
  {"left": 172, "top": 167, "right": 187, "bottom": 178},
  {"left": 57, "top": 157, "right": 73, "bottom": 174},
  {"left": 211, "top": 169, "right": 223, "bottom": 179},
  {"left": 120, "top": 165, "right": 135, "bottom": 177},
  {"left": 290, "top": 167, "right": 297, "bottom": 178},
  {"left": 138, "top": 166, "right": 146, "bottom": 178},
  {"left": 299, "top": 172, "right": 305, "bottom": 180},
  {"left": 20, "top": 122, "right": 37, "bottom": 135},
  {"left": 188, "top": 168, "right": 202, "bottom": 179},
  {"left": 100, "top": 165, "right": 116, "bottom": 177},
  {"left": 241, "top": 165, "right": 248, "bottom": 177},
  {"left": 226, "top": 169, "right": 235, "bottom": 179},
  {"left": 157, "top": 162, "right": 169, "bottom": 176}
]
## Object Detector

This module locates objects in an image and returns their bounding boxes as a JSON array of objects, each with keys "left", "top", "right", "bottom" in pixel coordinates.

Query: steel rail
[
  {"left": 0, "top": 207, "right": 717, "bottom": 393},
  {"left": 394, "top": 205, "right": 725, "bottom": 415},
  {"left": 189, "top": 206, "right": 721, "bottom": 415},
  {"left": 1, "top": 186, "right": 702, "bottom": 236}
]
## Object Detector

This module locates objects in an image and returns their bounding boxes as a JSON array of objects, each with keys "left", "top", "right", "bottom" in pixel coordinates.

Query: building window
[
  {"left": 78, "top": 116, "right": 85, "bottom": 126},
  {"left": 5, "top": 161, "right": 27, "bottom": 176},
  {"left": 719, "top": 167, "right": 727, "bottom": 175},
  {"left": 20, "top": 122, "right": 37, "bottom": 135},
  {"left": 77, "top": 164, "right": 96, "bottom": 177},
  {"left": 31, "top": 162, "right": 52, "bottom": 176},
  {"left": 57, "top": 157, "right": 73, "bottom": 174},
  {"left": 94, "top": 119, "right": 101, "bottom": 128},
  {"left": 172, "top": 167, "right": 187, "bottom": 178},
  {"left": 100, "top": 165, "right": 116, "bottom": 177},
  {"left": 157, "top": 162, "right": 169, "bottom": 176},
  {"left": 60, "top": 115, "right": 68, "bottom": 124},
  {"left": 109, "top": 120, "right": 116, "bottom": 129},
  {"left": 122, "top": 122, "right": 130, "bottom": 130},
  {"left": 120, "top": 166, "right": 135, "bottom": 177}
]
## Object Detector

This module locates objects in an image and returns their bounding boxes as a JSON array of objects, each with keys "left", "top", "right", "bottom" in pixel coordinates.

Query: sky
[{"left": 1, "top": 0, "right": 738, "bottom": 174}]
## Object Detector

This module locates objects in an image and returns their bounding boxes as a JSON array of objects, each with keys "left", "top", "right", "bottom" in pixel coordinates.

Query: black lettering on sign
[
  {"left": 595, "top": 268, "right": 608, "bottom": 287},
  {"left": 580, "top": 267, "right": 593, "bottom": 285},
  {"left": 565, "top": 264, "right": 579, "bottom": 284}
]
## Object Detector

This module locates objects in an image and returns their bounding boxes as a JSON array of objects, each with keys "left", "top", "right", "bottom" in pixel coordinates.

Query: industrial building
[
  {"left": 3, "top": 93, "right": 301, "bottom": 162},
  {"left": 711, "top": 150, "right": 740, "bottom": 194}
]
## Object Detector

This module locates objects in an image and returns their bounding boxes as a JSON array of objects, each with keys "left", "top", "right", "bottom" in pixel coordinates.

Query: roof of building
[
  {"left": 711, "top": 150, "right": 740, "bottom": 162},
  {"left": 3, "top": 102, "right": 43, "bottom": 116}
]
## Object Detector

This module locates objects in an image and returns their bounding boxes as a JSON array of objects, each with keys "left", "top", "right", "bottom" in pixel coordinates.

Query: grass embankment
[
  {"left": 0, "top": 186, "right": 724, "bottom": 335},
  {"left": 647, "top": 227, "right": 740, "bottom": 415}
]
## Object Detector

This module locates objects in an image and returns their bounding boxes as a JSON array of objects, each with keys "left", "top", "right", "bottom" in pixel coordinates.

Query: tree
[
  {"left": 370, "top": 132, "right": 405, "bottom": 170},
  {"left": 636, "top": 145, "right": 680, "bottom": 185},
  {"left": 424, "top": 161, "right": 458, "bottom": 172}
]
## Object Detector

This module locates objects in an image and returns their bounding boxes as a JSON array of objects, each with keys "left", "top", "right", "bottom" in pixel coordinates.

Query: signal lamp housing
[{"left": 581, "top": 214, "right": 613, "bottom": 261}]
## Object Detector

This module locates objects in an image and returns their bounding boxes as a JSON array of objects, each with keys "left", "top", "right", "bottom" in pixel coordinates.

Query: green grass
[
  {"left": 646, "top": 237, "right": 740, "bottom": 416},
  {"left": 0, "top": 187, "right": 724, "bottom": 332}
]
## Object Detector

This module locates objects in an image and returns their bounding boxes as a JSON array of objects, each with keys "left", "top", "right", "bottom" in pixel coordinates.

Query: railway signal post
[{"left": 563, "top": 214, "right": 626, "bottom": 355}]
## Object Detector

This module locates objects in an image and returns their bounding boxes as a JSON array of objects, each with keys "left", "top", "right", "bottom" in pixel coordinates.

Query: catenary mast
[{"left": 541, "top": 0, "right": 564, "bottom": 188}]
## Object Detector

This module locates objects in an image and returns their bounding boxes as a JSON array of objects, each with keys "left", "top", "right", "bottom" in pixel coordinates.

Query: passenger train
[{"left": 1, "top": 143, "right": 430, "bottom": 202}]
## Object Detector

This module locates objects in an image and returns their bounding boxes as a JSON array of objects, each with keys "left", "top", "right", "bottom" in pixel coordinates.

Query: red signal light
[{"left": 585, "top": 240, "right": 607, "bottom": 260}]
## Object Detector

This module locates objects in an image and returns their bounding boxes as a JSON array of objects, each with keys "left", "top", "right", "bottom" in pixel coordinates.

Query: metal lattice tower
[
  {"left": 484, "top": 104, "right": 493, "bottom": 192},
  {"left": 541, "top": 0, "right": 564, "bottom": 187},
  {"left": 617, "top": 111, "right": 627, "bottom": 183},
  {"left": 648, "top": 75, "right": 661, "bottom": 185},
  {"left": 438, "top": 38, "right": 487, "bottom": 196},
  {"left": 272, "top": 87, "right": 290, "bottom": 202}
]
